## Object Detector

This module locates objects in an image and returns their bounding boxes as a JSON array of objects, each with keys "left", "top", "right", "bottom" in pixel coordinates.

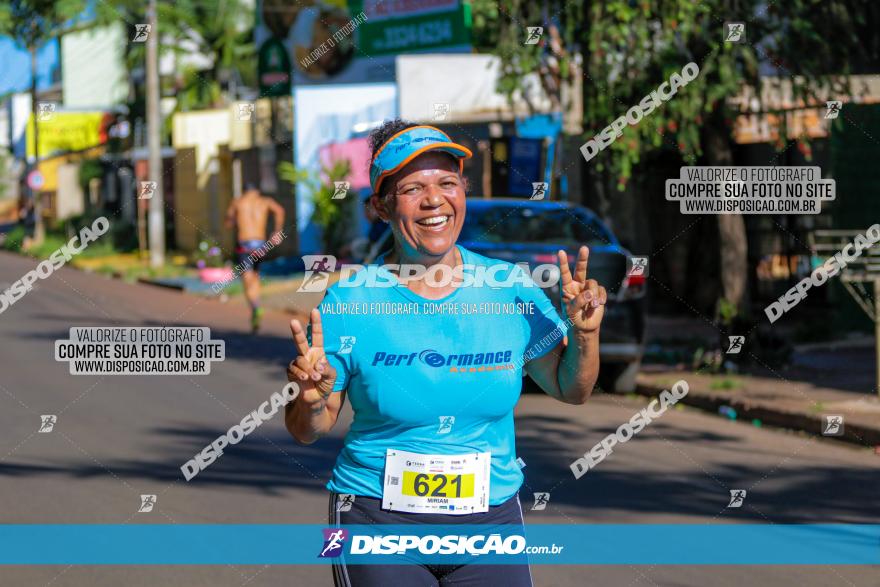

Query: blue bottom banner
[{"left": 0, "top": 524, "right": 877, "bottom": 565}]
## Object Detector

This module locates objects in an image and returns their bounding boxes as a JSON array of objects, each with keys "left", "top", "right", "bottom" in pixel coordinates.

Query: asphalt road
[{"left": 1, "top": 252, "right": 877, "bottom": 586}]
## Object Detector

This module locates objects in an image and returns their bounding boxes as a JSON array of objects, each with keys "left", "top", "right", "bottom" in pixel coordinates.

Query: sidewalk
[
  {"left": 638, "top": 314, "right": 880, "bottom": 447},
  {"left": 636, "top": 367, "right": 880, "bottom": 448}
]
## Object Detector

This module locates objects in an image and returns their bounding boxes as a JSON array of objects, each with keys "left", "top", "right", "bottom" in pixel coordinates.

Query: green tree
[
  {"left": 278, "top": 159, "right": 354, "bottom": 255},
  {"left": 474, "top": 0, "right": 879, "bottom": 313},
  {"left": 93, "top": 0, "right": 256, "bottom": 112}
]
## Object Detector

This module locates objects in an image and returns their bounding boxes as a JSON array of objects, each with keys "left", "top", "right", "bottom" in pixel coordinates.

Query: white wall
[
  {"left": 172, "top": 109, "right": 231, "bottom": 176},
  {"left": 293, "top": 83, "right": 397, "bottom": 251},
  {"left": 61, "top": 23, "right": 128, "bottom": 109},
  {"left": 397, "top": 54, "right": 551, "bottom": 122},
  {"left": 55, "top": 163, "right": 85, "bottom": 220}
]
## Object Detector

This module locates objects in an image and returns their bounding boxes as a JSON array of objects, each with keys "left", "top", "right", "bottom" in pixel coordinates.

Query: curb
[
  {"left": 136, "top": 275, "right": 310, "bottom": 319},
  {"left": 633, "top": 381, "right": 880, "bottom": 448},
  {"left": 136, "top": 277, "right": 185, "bottom": 291}
]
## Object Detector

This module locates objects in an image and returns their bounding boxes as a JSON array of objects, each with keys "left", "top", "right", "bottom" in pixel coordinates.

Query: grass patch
[
  {"left": 220, "top": 282, "right": 243, "bottom": 296},
  {"left": 5, "top": 230, "right": 254, "bottom": 299},
  {"left": 710, "top": 377, "right": 740, "bottom": 390},
  {"left": 809, "top": 401, "right": 826, "bottom": 414},
  {"left": 72, "top": 250, "right": 194, "bottom": 283},
  {"left": 1, "top": 225, "right": 27, "bottom": 252},
  {"left": 8, "top": 234, "right": 197, "bottom": 284},
  {"left": 656, "top": 377, "right": 680, "bottom": 389}
]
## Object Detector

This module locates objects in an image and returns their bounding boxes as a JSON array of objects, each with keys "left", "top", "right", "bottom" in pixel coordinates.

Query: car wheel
[{"left": 599, "top": 360, "right": 641, "bottom": 393}]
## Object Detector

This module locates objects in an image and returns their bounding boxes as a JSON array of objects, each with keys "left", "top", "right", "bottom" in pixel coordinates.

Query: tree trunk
[{"left": 705, "top": 125, "right": 748, "bottom": 312}]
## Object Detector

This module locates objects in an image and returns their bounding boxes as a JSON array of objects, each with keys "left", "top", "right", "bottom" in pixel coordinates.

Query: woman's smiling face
[{"left": 376, "top": 151, "right": 467, "bottom": 260}]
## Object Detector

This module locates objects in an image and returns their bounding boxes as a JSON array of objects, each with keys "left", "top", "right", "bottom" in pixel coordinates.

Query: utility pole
[
  {"left": 29, "top": 43, "right": 45, "bottom": 245},
  {"left": 146, "top": 0, "right": 165, "bottom": 267}
]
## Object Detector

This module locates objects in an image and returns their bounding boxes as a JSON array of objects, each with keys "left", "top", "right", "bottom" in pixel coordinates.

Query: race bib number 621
[
  {"left": 402, "top": 471, "right": 474, "bottom": 499},
  {"left": 383, "top": 449, "right": 490, "bottom": 515}
]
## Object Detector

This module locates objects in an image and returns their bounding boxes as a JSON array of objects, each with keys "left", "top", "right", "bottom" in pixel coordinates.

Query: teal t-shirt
[{"left": 314, "top": 246, "right": 568, "bottom": 505}]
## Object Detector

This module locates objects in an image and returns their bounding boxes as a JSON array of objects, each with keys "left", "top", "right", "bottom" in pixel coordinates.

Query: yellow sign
[
  {"left": 34, "top": 145, "right": 105, "bottom": 192},
  {"left": 26, "top": 112, "right": 108, "bottom": 159}
]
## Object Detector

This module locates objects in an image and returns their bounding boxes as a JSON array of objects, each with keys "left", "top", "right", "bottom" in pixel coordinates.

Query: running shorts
[{"left": 235, "top": 239, "right": 266, "bottom": 271}]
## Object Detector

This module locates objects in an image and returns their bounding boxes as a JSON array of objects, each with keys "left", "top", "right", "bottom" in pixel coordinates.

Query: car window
[{"left": 460, "top": 206, "right": 614, "bottom": 247}]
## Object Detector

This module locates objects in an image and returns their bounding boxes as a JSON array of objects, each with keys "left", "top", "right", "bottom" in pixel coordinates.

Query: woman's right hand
[{"left": 287, "top": 309, "right": 337, "bottom": 406}]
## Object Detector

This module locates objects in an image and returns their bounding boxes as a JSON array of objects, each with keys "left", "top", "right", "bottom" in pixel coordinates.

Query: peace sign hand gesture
[
  {"left": 558, "top": 246, "right": 607, "bottom": 334},
  {"left": 287, "top": 309, "right": 338, "bottom": 405}
]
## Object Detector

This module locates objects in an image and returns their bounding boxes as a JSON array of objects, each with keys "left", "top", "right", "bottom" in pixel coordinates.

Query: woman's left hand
[{"left": 558, "top": 246, "right": 607, "bottom": 334}]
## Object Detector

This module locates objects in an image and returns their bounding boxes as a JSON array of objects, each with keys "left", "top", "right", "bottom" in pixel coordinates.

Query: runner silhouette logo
[
  {"left": 724, "top": 22, "right": 745, "bottom": 42},
  {"left": 530, "top": 182, "right": 548, "bottom": 200},
  {"left": 138, "top": 494, "right": 157, "bottom": 513},
  {"left": 298, "top": 255, "right": 338, "bottom": 292},
  {"left": 437, "top": 416, "right": 455, "bottom": 434},
  {"left": 727, "top": 489, "right": 746, "bottom": 508},
  {"left": 825, "top": 101, "right": 842, "bottom": 119},
  {"left": 133, "top": 24, "right": 151, "bottom": 42},
  {"left": 726, "top": 336, "right": 744, "bottom": 354},
  {"left": 336, "top": 494, "right": 355, "bottom": 512},
  {"left": 319, "top": 529, "right": 348, "bottom": 558},
  {"left": 38, "top": 415, "right": 57, "bottom": 433},
  {"left": 822, "top": 415, "right": 844, "bottom": 436},
  {"left": 339, "top": 336, "right": 356, "bottom": 354},
  {"left": 531, "top": 492, "right": 550, "bottom": 511},
  {"left": 332, "top": 182, "right": 350, "bottom": 200},
  {"left": 525, "top": 27, "right": 543, "bottom": 45}
]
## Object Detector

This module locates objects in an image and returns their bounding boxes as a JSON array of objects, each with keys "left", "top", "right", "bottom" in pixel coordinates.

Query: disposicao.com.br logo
[
  {"left": 319, "top": 530, "right": 563, "bottom": 557},
  {"left": 297, "top": 255, "right": 560, "bottom": 292}
]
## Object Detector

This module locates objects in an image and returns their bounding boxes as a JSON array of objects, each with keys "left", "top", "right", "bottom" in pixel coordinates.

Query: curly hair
[{"left": 368, "top": 119, "right": 418, "bottom": 160}]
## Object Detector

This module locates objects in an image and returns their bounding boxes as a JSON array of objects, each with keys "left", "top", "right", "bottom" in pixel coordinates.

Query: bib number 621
[{"left": 402, "top": 472, "right": 474, "bottom": 499}]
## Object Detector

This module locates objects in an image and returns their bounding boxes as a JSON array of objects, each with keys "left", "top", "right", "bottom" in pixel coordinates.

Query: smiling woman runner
[{"left": 284, "top": 120, "right": 607, "bottom": 587}]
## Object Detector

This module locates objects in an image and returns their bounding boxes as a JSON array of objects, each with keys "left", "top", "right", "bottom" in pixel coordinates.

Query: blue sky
[
  {"left": 0, "top": 37, "right": 60, "bottom": 96},
  {"left": 0, "top": 0, "right": 99, "bottom": 97}
]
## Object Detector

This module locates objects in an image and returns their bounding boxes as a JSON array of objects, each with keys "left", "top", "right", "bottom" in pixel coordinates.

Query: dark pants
[
  {"left": 328, "top": 492, "right": 533, "bottom": 587},
  {"left": 235, "top": 239, "right": 266, "bottom": 272}
]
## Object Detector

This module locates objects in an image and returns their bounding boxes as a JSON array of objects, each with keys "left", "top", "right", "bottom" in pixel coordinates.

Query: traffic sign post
[{"left": 26, "top": 170, "right": 44, "bottom": 191}]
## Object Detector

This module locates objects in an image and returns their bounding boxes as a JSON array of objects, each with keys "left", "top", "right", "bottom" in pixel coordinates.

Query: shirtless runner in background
[{"left": 225, "top": 183, "right": 285, "bottom": 333}]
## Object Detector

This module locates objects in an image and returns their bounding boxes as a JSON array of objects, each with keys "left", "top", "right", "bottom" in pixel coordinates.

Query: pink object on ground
[{"left": 199, "top": 267, "right": 235, "bottom": 283}]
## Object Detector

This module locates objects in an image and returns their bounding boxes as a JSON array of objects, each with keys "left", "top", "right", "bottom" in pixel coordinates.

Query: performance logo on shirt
[{"left": 371, "top": 349, "right": 514, "bottom": 373}]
